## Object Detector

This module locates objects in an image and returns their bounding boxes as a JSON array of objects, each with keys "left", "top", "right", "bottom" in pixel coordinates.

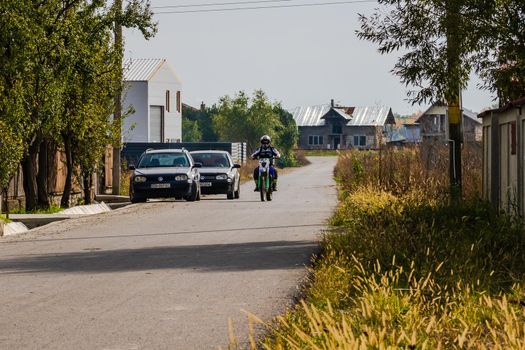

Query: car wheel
[
  {"left": 196, "top": 186, "right": 201, "bottom": 201},
  {"left": 185, "top": 182, "right": 199, "bottom": 202},
  {"left": 234, "top": 180, "right": 240, "bottom": 199},
  {"left": 227, "top": 190, "right": 234, "bottom": 200},
  {"left": 130, "top": 193, "right": 146, "bottom": 203}
]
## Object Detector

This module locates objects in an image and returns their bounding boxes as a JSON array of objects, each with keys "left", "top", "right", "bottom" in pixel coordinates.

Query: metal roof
[
  {"left": 124, "top": 58, "right": 166, "bottom": 81},
  {"left": 290, "top": 105, "right": 329, "bottom": 126},
  {"left": 348, "top": 106, "right": 393, "bottom": 126},
  {"left": 291, "top": 104, "right": 394, "bottom": 127}
]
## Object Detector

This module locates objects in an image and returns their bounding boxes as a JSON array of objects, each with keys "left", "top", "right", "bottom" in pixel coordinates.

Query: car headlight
[
  {"left": 175, "top": 175, "right": 188, "bottom": 181},
  {"left": 216, "top": 174, "right": 228, "bottom": 180},
  {"left": 134, "top": 176, "right": 147, "bottom": 183}
]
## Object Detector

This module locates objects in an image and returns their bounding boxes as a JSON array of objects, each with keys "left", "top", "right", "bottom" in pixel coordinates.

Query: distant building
[
  {"left": 479, "top": 97, "right": 525, "bottom": 215},
  {"left": 123, "top": 58, "right": 182, "bottom": 143},
  {"left": 417, "top": 102, "right": 482, "bottom": 144},
  {"left": 291, "top": 100, "right": 396, "bottom": 150}
]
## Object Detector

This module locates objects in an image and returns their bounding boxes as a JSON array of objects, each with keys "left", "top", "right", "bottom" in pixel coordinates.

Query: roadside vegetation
[
  {"left": 229, "top": 146, "right": 525, "bottom": 349},
  {"left": 182, "top": 90, "right": 300, "bottom": 167},
  {"left": 0, "top": 1, "right": 156, "bottom": 212},
  {"left": 0, "top": 214, "right": 11, "bottom": 223},
  {"left": 9, "top": 204, "right": 63, "bottom": 215}
]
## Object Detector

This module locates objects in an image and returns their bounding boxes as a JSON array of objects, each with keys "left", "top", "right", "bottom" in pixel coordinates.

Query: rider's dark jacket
[{"left": 251, "top": 146, "right": 281, "bottom": 164}]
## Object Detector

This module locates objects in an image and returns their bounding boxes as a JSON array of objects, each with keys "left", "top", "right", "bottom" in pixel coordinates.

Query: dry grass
[
  {"left": 227, "top": 145, "right": 525, "bottom": 350},
  {"left": 334, "top": 142, "right": 482, "bottom": 200}
]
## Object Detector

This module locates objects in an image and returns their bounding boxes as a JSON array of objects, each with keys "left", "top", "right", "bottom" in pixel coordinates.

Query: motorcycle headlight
[
  {"left": 175, "top": 175, "right": 188, "bottom": 181},
  {"left": 216, "top": 174, "right": 228, "bottom": 180},
  {"left": 134, "top": 176, "right": 147, "bottom": 183}
]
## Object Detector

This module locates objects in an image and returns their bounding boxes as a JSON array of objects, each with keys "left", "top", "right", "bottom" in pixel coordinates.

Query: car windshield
[
  {"left": 138, "top": 153, "right": 190, "bottom": 168},
  {"left": 191, "top": 152, "right": 231, "bottom": 168}
]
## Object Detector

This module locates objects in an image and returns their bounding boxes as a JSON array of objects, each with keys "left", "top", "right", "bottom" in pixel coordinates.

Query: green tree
[
  {"left": 182, "top": 118, "right": 202, "bottom": 142},
  {"left": 475, "top": 0, "right": 525, "bottom": 103},
  {"left": 357, "top": 0, "right": 496, "bottom": 199},
  {"left": 212, "top": 90, "right": 283, "bottom": 152},
  {"left": 0, "top": 0, "right": 155, "bottom": 210},
  {"left": 273, "top": 104, "right": 299, "bottom": 167}
]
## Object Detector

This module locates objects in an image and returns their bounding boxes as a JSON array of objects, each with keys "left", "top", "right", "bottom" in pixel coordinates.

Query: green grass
[
  {"left": 301, "top": 149, "right": 340, "bottom": 157},
  {"left": 0, "top": 214, "right": 11, "bottom": 223},
  {"left": 10, "top": 204, "right": 63, "bottom": 215}
]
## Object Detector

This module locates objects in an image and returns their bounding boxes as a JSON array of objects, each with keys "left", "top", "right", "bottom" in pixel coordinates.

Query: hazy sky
[{"left": 124, "top": 0, "right": 496, "bottom": 116}]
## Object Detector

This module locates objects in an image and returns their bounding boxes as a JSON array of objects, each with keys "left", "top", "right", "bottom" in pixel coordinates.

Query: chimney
[{"left": 331, "top": 99, "right": 334, "bottom": 108}]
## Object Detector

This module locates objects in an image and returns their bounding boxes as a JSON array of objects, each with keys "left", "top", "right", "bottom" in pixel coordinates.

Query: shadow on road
[{"left": 0, "top": 240, "right": 319, "bottom": 275}]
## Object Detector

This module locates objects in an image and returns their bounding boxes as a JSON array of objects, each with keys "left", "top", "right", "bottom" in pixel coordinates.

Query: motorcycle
[{"left": 257, "top": 157, "right": 274, "bottom": 202}]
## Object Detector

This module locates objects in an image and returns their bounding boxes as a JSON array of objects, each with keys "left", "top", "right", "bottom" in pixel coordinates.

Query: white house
[{"left": 123, "top": 58, "right": 182, "bottom": 143}]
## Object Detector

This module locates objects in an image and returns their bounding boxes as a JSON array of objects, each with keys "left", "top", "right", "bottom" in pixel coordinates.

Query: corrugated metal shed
[
  {"left": 124, "top": 58, "right": 166, "bottom": 81},
  {"left": 291, "top": 104, "right": 394, "bottom": 127}
]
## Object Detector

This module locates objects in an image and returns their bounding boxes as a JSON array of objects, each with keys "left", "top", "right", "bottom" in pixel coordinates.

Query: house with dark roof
[
  {"left": 123, "top": 58, "right": 182, "bottom": 143},
  {"left": 290, "top": 100, "right": 396, "bottom": 150}
]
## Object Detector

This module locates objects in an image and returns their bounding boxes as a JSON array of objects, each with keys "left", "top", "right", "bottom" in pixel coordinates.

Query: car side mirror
[
  {"left": 193, "top": 163, "right": 202, "bottom": 168},
  {"left": 129, "top": 165, "right": 136, "bottom": 170},
  {"left": 233, "top": 164, "right": 241, "bottom": 169}
]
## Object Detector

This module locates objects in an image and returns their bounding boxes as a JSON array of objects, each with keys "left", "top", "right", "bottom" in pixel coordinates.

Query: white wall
[
  {"left": 149, "top": 64, "right": 182, "bottom": 142},
  {"left": 122, "top": 81, "right": 148, "bottom": 142}
]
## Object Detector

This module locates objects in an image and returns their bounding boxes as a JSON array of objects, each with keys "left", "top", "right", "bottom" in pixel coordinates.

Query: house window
[
  {"left": 308, "top": 135, "right": 323, "bottom": 145},
  {"left": 332, "top": 124, "right": 342, "bottom": 134},
  {"left": 165, "top": 90, "right": 170, "bottom": 112},
  {"left": 353, "top": 135, "right": 366, "bottom": 147},
  {"left": 176, "top": 91, "right": 181, "bottom": 113}
]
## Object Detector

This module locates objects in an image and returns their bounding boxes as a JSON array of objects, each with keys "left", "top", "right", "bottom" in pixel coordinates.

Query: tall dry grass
[
  {"left": 334, "top": 142, "right": 482, "bottom": 200},
  {"left": 226, "top": 144, "right": 525, "bottom": 350}
]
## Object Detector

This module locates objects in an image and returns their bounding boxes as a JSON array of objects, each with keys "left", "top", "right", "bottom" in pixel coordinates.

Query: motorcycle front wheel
[{"left": 260, "top": 175, "right": 266, "bottom": 202}]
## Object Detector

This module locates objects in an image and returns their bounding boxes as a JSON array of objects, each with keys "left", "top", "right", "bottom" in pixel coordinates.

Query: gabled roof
[
  {"left": 291, "top": 104, "right": 395, "bottom": 127},
  {"left": 417, "top": 102, "right": 481, "bottom": 124},
  {"left": 349, "top": 106, "right": 395, "bottom": 126},
  {"left": 124, "top": 58, "right": 182, "bottom": 82},
  {"left": 321, "top": 107, "right": 353, "bottom": 121}
]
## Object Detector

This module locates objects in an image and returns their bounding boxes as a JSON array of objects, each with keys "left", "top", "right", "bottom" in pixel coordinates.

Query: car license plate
[
  {"left": 200, "top": 182, "right": 212, "bottom": 187},
  {"left": 151, "top": 183, "right": 170, "bottom": 189}
]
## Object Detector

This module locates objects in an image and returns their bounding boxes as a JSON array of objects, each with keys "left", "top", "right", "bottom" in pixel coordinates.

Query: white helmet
[{"left": 260, "top": 135, "right": 271, "bottom": 145}]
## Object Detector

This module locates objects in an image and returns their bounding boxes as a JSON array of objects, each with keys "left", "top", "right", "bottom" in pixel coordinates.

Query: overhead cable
[{"left": 154, "top": 0, "right": 376, "bottom": 14}]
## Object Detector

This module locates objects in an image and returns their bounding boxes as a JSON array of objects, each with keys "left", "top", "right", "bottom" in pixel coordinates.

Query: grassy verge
[
  {"left": 239, "top": 148, "right": 525, "bottom": 349},
  {"left": 10, "top": 204, "right": 63, "bottom": 215},
  {"left": 301, "top": 149, "right": 341, "bottom": 157},
  {"left": 0, "top": 214, "right": 11, "bottom": 223}
]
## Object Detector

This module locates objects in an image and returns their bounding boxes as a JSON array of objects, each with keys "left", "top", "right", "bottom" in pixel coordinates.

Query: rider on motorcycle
[{"left": 251, "top": 135, "right": 280, "bottom": 192}]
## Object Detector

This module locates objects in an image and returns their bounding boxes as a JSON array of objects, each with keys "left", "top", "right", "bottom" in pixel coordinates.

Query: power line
[
  {"left": 154, "top": 0, "right": 376, "bottom": 14},
  {"left": 151, "top": 0, "right": 293, "bottom": 9}
]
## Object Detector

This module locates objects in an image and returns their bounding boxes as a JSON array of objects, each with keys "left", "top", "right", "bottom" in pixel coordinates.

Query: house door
[
  {"left": 149, "top": 106, "right": 164, "bottom": 143},
  {"left": 334, "top": 136, "right": 341, "bottom": 150}
]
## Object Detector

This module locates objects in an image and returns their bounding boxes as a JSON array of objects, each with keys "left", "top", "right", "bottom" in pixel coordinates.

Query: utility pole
[
  {"left": 446, "top": 0, "right": 462, "bottom": 202},
  {"left": 112, "top": 0, "right": 123, "bottom": 195}
]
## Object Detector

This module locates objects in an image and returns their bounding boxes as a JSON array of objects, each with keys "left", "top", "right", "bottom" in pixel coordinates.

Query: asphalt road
[{"left": 0, "top": 156, "right": 338, "bottom": 350}]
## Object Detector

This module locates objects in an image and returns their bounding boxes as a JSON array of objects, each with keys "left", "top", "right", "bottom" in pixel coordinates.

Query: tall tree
[
  {"left": 212, "top": 90, "right": 283, "bottom": 153},
  {"left": 357, "top": 0, "right": 495, "bottom": 199},
  {"left": 475, "top": 0, "right": 525, "bottom": 103},
  {"left": 273, "top": 104, "right": 299, "bottom": 166}
]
